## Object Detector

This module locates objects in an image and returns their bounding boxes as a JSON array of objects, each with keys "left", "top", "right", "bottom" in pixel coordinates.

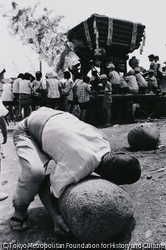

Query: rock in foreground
[
  {"left": 58, "top": 177, "right": 133, "bottom": 243},
  {"left": 127, "top": 123, "right": 160, "bottom": 150}
]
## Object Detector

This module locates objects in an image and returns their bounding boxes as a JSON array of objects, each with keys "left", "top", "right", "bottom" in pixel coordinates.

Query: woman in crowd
[
  {"left": 18, "top": 72, "right": 33, "bottom": 119},
  {"left": 1, "top": 78, "right": 14, "bottom": 124}
]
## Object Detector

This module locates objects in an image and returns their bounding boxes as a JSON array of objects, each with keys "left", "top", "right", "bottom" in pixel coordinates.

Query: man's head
[
  {"left": 63, "top": 71, "right": 71, "bottom": 80},
  {"left": 95, "top": 152, "right": 141, "bottom": 185},
  {"left": 35, "top": 71, "right": 42, "bottom": 81},
  {"left": 106, "top": 63, "right": 115, "bottom": 72},
  {"left": 148, "top": 54, "right": 154, "bottom": 62},
  {"left": 128, "top": 69, "right": 135, "bottom": 75},
  {"left": 134, "top": 67, "right": 141, "bottom": 74}
]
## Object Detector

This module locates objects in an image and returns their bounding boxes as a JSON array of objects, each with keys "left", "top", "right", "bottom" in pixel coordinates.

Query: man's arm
[{"left": 39, "top": 175, "right": 70, "bottom": 236}]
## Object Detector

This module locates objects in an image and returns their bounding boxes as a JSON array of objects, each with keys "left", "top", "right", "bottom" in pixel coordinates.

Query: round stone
[
  {"left": 58, "top": 177, "right": 133, "bottom": 243},
  {"left": 127, "top": 123, "right": 160, "bottom": 150}
]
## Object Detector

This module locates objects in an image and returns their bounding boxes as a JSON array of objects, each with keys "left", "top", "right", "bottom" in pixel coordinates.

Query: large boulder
[
  {"left": 58, "top": 177, "right": 133, "bottom": 243},
  {"left": 127, "top": 123, "right": 160, "bottom": 150}
]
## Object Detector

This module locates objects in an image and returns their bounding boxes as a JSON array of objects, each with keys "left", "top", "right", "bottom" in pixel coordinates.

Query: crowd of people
[{"left": 1, "top": 54, "right": 166, "bottom": 127}]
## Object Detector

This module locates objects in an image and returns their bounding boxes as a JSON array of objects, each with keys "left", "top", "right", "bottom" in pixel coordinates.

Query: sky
[{"left": 0, "top": 0, "right": 166, "bottom": 77}]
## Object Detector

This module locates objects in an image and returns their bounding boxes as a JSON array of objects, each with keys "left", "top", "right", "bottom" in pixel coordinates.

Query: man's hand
[
  {"left": 53, "top": 214, "right": 70, "bottom": 236},
  {"left": 0, "top": 117, "right": 7, "bottom": 144},
  {"left": 39, "top": 175, "right": 70, "bottom": 237}
]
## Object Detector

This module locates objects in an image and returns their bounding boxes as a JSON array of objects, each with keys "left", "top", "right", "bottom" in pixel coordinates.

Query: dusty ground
[{"left": 0, "top": 118, "right": 166, "bottom": 249}]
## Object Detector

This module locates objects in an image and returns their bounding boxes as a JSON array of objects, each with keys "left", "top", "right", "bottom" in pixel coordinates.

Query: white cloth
[
  {"left": 19, "top": 79, "right": 32, "bottom": 94},
  {"left": 13, "top": 78, "right": 21, "bottom": 93},
  {"left": 1, "top": 83, "right": 14, "bottom": 102},
  {"left": 41, "top": 111, "right": 111, "bottom": 198}
]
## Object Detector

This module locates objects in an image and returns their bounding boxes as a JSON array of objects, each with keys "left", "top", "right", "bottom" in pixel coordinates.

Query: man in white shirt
[{"left": 10, "top": 107, "right": 141, "bottom": 234}]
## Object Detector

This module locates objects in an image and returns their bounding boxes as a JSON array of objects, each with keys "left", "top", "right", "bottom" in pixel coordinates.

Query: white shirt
[
  {"left": 13, "top": 78, "right": 22, "bottom": 93},
  {"left": 41, "top": 109, "right": 111, "bottom": 198},
  {"left": 19, "top": 79, "right": 32, "bottom": 94}
]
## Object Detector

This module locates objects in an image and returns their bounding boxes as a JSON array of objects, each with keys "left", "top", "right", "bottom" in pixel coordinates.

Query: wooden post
[{"left": 40, "top": 61, "right": 42, "bottom": 73}]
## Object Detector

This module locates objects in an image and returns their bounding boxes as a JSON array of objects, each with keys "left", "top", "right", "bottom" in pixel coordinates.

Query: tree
[{"left": 3, "top": 2, "right": 70, "bottom": 74}]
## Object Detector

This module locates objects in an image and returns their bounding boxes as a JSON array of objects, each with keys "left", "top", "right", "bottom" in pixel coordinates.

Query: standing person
[
  {"left": 99, "top": 74, "right": 112, "bottom": 127},
  {"left": 147, "top": 69, "right": 159, "bottom": 94},
  {"left": 0, "top": 88, "right": 8, "bottom": 201},
  {"left": 18, "top": 73, "right": 33, "bottom": 119},
  {"left": 13, "top": 73, "right": 24, "bottom": 120},
  {"left": 71, "top": 73, "right": 82, "bottom": 118},
  {"left": 13, "top": 73, "right": 24, "bottom": 105},
  {"left": 10, "top": 107, "right": 141, "bottom": 233},
  {"left": 1, "top": 78, "right": 14, "bottom": 124},
  {"left": 63, "top": 71, "right": 74, "bottom": 113},
  {"left": 107, "top": 63, "right": 121, "bottom": 94},
  {"left": 46, "top": 71, "right": 61, "bottom": 110},
  {"left": 77, "top": 75, "right": 91, "bottom": 122},
  {"left": 148, "top": 54, "right": 155, "bottom": 71},
  {"left": 31, "top": 71, "right": 43, "bottom": 111},
  {"left": 124, "top": 70, "right": 139, "bottom": 118}
]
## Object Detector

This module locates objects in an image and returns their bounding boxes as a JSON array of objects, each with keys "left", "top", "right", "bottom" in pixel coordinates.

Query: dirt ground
[{"left": 1, "top": 118, "right": 166, "bottom": 249}]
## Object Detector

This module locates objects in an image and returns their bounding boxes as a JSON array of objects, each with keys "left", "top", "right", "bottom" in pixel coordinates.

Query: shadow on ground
[{"left": 0, "top": 206, "right": 136, "bottom": 246}]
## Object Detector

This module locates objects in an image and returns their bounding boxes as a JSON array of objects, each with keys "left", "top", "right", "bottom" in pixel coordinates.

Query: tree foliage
[{"left": 3, "top": 2, "right": 70, "bottom": 72}]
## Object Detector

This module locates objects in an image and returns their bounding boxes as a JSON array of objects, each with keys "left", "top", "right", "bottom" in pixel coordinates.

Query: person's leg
[
  {"left": 106, "top": 107, "right": 111, "bottom": 125},
  {"left": 80, "top": 109, "right": 87, "bottom": 121},
  {"left": 95, "top": 152, "right": 141, "bottom": 185},
  {"left": 10, "top": 120, "right": 50, "bottom": 231},
  {"left": 39, "top": 175, "right": 70, "bottom": 236}
]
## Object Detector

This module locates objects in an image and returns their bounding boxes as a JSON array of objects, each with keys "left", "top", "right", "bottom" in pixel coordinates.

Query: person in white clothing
[
  {"left": 10, "top": 107, "right": 141, "bottom": 235},
  {"left": 0, "top": 91, "right": 8, "bottom": 201},
  {"left": 18, "top": 73, "right": 33, "bottom": 119},
  {"left": 45, "top": 71, "right": 61, "bottom": 109}
]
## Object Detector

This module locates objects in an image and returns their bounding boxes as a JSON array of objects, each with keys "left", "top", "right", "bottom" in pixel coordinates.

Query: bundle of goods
[{"left": 67, "top": 14, "right": 146, "bottom": 63}]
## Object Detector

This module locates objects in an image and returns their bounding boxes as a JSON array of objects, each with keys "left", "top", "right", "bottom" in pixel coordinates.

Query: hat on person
[
  {"left": 100, "top": 74, "right": 107, "bottom": 80},
  {"left": 134, "top": 67, "right": 140, "bottom": 73},
  {"left": 128, "top": 70, "right": 135, "bottom": 75},
  {"left": 45, "top": 71, "right": 56, "bottom": 78},
  {"left": 4, "top": 78, "right": 11, "bottom": 83},
  {"left": 106, "top": 63, "right": 115, "bottom": 69}
]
